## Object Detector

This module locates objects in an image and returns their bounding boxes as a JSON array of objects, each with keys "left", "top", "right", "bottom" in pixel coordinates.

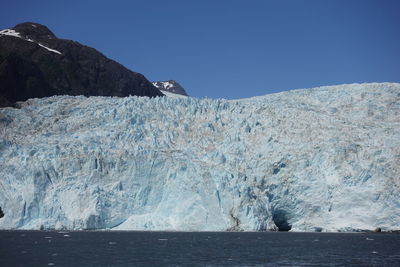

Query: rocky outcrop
[{"left": 0, "top": 22, "right": 163, "bottom": 107}]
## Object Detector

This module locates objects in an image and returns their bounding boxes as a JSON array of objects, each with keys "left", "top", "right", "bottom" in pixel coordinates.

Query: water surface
[{"left": 0, "top": 231, "right": 399, "bottom": 266}]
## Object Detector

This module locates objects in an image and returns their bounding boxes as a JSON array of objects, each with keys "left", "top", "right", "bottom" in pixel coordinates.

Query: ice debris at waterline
[{"left": 0, "top": 83, "right": 399, "bottom": 232}]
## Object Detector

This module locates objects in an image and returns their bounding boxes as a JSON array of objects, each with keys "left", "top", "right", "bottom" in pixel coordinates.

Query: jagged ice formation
[{"left": 0, "top": 83, "right": 399, "bottom": 231}]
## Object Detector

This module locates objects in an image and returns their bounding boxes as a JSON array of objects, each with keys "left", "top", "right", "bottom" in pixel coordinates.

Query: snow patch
[
  {"left": 0, "top": 29, "right": 22, "bottom": 38},
  {"left": 38, "top": 43, "right": 62, "bottom": 55}
]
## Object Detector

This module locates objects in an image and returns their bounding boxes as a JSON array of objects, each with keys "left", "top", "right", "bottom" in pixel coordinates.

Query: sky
[{"left": 1, "top": 0, "right": 399, "bottom": 99}]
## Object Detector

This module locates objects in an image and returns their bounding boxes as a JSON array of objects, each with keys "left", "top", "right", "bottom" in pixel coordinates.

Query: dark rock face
[
  {"left": 152, "top": 80, "right": 188, "bottom": 96},
  {"left": 0, "top": 206, "right": 4, "bottom": 218},
  {"left": 0, "top": 22, "right": 163, "bottom": 107}
]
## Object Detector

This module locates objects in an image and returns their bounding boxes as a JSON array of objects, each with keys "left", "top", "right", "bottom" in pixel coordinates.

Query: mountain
[
  {"left": 0, "top": 22, "right": 163, "bottom": 107},
  {"left": 0, "top": 83, "right": 399, "bottom": 231},
  {"left": 152, "top": 80, "right": 188, "bottom": 96}
]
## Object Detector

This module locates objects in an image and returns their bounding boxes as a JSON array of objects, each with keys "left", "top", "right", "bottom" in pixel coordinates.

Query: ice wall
[{"left": 0, "top": 83, "right": 399, "bottom": 231}]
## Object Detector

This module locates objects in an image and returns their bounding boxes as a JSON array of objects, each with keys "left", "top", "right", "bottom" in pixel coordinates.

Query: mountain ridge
[{"left": 0, "top": 22, "right": 164, "bottom": 107}]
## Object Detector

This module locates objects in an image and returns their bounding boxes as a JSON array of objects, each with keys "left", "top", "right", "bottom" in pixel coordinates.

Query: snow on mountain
[
  {"left": 152, "top": 80, "right": 188, "bottom": 96},
  {"left": 0, "top": 29, "right": 22, "bottom": 38},
  {"left": 157, "top": 81, "right": 175, "bottom": 90},
  {"left": 0, "top": 28, "right": 62, "bottom": 54},
  {"left": 0, "top": 83, "right": 399, "bottom": 232}
]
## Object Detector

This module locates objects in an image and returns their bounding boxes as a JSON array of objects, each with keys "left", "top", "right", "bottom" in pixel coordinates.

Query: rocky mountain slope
[
  {"left": 0, "top": 22, "right": 163, "bottom": 107},
  {"left": 0, "top": 83, "right": 399, "bottom": 231}
]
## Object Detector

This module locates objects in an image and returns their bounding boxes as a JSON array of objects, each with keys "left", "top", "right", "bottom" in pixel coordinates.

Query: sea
[{"left": 0, "top": 231, "right": 399, "bottom": 266}]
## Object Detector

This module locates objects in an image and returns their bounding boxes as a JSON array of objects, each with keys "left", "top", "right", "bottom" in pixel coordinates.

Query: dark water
[{"left": 0, "top": 231, "right": 399, "bottom": 266}]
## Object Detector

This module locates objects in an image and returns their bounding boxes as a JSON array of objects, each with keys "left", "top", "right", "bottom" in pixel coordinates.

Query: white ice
[
  {"left": 160, "top": 90, "right": 187, "bottom": 98},
  {"left": 0, "top": 83, "right": 399, "bottom": 232}
]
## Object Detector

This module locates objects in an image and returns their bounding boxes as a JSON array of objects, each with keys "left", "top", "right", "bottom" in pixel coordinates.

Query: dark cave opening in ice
[{"left": 272, "top": 209, "right": 292, "bottom": 231}]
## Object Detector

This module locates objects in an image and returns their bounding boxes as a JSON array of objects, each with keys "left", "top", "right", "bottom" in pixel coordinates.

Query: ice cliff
[{"left": 0, "top": 83, "right": 399, "bottom": 231}]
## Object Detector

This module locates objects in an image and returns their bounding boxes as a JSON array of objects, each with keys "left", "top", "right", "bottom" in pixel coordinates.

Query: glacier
[{"left": 0, "top": 83, "right": 399, "bottom": 232}]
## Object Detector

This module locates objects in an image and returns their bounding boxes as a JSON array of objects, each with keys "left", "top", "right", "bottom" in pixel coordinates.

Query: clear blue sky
[{"left": 1, "top": 0, "right": 399, "bottom": 99}]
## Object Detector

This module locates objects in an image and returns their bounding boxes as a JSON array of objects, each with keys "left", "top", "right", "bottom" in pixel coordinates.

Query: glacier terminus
[{"left": 0, "top": 83, "right": 399, "bottom": 232}]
